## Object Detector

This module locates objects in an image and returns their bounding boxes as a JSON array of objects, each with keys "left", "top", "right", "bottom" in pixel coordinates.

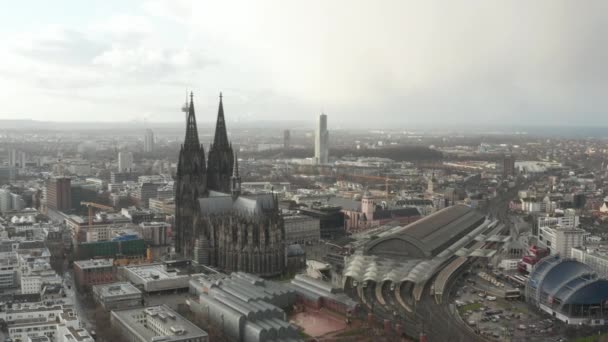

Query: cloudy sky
[{"left": 0, "top": 0, "right": 606, "bottom": 126}]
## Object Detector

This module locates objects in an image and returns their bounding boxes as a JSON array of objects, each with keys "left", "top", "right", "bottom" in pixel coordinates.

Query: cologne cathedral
[{"left": 174, "top": 93, "right": 286, "bottom": 276}]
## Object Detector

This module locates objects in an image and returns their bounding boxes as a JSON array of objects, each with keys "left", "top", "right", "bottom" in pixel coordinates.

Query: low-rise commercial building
[
  {"left": 283, "top": 214, "right": 320, "bottom": 245},
  {"left": 73, "top": 259, "right": 115, "bottom": 291},
  {"left": 0, "top": 304, "right": 82, "bottom": 342},
  {"left": 0, "top": 251, "right": 18, "bottom": 289},
  {"left": 290, "top": 274, "right": 358, "bottom": 315},
  {"left": 21, "top": 270, "right": 62, "bottom": 294},
  {"left": 92, "top": 282, "right": 143, "bottom": 311},
  {"left": 148, "top": 198, "right": 175, "bottom": 215},
  {"left": 110, "top": 305, "right": 208, "bottom": 342},
  {"left": 298, "top": 205, "right": 345, "bottom": 240},
  {"left": 139, "top": 222, "right": 169, "bottom": 246},
  {"left": 119, "top": 264, "right": 190, "bottom": 293},
  {"left": 187, "top": 272, "right": 299, "bottom": 342}
]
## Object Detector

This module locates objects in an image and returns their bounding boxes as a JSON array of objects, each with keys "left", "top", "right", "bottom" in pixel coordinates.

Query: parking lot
[{"left": 454, "top": 270, "right": 567, "bottom": 341}]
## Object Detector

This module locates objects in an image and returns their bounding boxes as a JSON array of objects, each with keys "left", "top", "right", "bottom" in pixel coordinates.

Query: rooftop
[
  {"left": 111, "top": 305, "right": 207, "bottom": 342},
  {"left": 365, "top": 204, "right": 485, "bottom": 258},
  {"left": 74, "top": 259, "right": 114, "bottom": 269},
  {"left": 123, "top": 264, "right": 185, "bottom": 281},
  {"left": 92, "top": 282, "right": 142, "bottom": 298},
  {"left": 63, "top": 326, "right": 94, "bottom": 342},
  {"left": 283, "top": 214, "right": 317, "bottom": 222},
  {"left": 28, "top": 336, "right": 51, "bottom": 342},
  {"left": 198, "top": 192, "right": 277, "bottom": 215}
]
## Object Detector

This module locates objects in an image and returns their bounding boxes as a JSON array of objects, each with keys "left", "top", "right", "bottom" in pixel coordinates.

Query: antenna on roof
[{"left": 181, "top": 91, "right": 189, "bottom": 120}]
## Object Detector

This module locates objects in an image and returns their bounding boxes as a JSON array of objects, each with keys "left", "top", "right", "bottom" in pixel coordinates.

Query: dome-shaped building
[{"left": 526, "top": 255, "right": 608, "bottom": 324}]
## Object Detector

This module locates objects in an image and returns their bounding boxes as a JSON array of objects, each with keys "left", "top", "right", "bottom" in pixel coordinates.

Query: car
[{"left": 486, "top": 296, "right": 497, "bottom": 301}]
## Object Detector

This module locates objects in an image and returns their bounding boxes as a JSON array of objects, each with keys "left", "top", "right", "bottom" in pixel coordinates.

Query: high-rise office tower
[
  {"left": 503, "top": 154, "right": 515, "bottom": 178},
  {"left": 46, "top": 177, "right": 72, "bottom": 212},
  {"left": 0, "top": 189, "right": 11, "bottom": 212},
  {"left": 283, "top": 130, "right": 291, "bottom": 149},
  {"left": 19, "top": 151, "right": 26, "bottom": 169},
  {"left": 0, "top": 167, "right": 16, "bottom": 185},
  {"left": 314, "top": 113, "right": 329, "bottom": 165},
  {"left": 8, "top": 149, "right": 17, "bottom": 167},
  {"left": 144, "top": 129, "right": 155, "bottom": 153},
  {"left": 118, "top": 152, "right": 133, "bottom": 172}
]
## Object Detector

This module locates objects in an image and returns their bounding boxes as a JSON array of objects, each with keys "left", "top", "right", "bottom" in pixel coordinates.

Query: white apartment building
[
  {"left": 537, "top": 225, "right": 587, "bottom": 258},
  {"left": 0, "top": 251, "right": 19, "bottom": 289},
  {"left": 571, "top": 246, "right": 608, "bottom": 279},
  {"left": 537, "top": 213, "right": 579, "bottom": 230},
  {"left": 139, "top": 222, "right": 169, "bottom": 246},
  {"left": 0, "top": 304, "right": 82, "bottom": 342},
  {"left": 21, "top": 271, "right": 62, "bottom": 294}
]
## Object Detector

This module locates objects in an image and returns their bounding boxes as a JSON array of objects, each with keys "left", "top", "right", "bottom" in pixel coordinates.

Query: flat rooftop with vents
[
  {"left": 73, "top": 259, "right": 114, "bottom": 269},
  {"left": 120, "top": 264, "right": 192, "bottom": 292},
  {"left": 110, "top": 305, "right": 208, "bottom": 342},
  {"left": 92, "top": 282, "right": 143, "bottom": 310}
]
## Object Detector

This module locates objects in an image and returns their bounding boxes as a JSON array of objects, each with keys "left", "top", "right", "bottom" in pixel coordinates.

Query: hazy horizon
[{"left": 1, "top": 0, "right": 607, "bottom": 125}]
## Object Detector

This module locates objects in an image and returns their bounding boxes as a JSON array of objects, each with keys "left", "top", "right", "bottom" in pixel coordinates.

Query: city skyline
[{"left": 1, "top": 0, "right": 607, "bottom": 125}]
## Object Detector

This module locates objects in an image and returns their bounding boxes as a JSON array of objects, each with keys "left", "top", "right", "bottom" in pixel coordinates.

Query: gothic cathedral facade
[{"left": 174, "top": 93, "right": 285, "bottom": 276}]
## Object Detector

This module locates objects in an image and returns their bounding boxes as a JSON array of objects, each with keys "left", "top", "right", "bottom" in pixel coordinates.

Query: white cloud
[
  {"left": 1, "top": 0, "right": 608, "bottom": 124},
  {"left": 92, "top": 45, "right": 212, "bottom": 75}
]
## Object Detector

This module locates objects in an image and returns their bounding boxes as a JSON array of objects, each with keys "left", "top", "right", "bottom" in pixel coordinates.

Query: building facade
[
  {"left": 537, "top": 225, "right": 587, "bottom": 258},
  {"left": 283, "top": 214, "right": 320, "bottom": 245},
  {"left": 118, "top": 152, "right": 134, "bottom": 172},
  {"left": 46, "top": 177, "right": 72, "bottom": 212},
  {"left": 188, "top": 272, "right": 298, "bottom": 342},
  {"left": 0, "top": 188, "right": 12, "bottom": 212},
  {"left": 73, "top": 259, "right": 115, "bottom": 291}
]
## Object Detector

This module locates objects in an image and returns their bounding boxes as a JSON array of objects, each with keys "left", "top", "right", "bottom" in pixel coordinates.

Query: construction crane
[
  {"left": 80, "top": 202, "right": 114, "bottom": 229},
  {"left": 337, "top": 174, "right": 402, "bottom": 201}
]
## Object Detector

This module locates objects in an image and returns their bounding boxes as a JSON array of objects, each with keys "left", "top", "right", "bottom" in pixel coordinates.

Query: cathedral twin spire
[
  {"left": 184, "top": 92, "right": 201, "bottom": 149},
  {"left": 213, "top": 92, "right": 230, "bottom": 149},
  {"left": 179, "top": 92, "right": 236, "bottom": 194}
]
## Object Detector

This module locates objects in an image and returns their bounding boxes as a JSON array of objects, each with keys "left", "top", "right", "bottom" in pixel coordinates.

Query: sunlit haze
[{"left": 1, "top": 0, "right": 607, "bottom": 127}]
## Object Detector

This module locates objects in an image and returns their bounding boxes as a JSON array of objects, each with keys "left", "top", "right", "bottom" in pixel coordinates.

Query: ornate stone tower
[
  {"left": 231, "top": 154, "right": 241, "bottom": 198},
  {"left": 174, "top": 93, "right": 207, "bottom": 257},
  {"left": 361, "top": 189, "right": 375, "bottom": 223},
  {"left": 207, "top": 93, "right": 234, "bottom": 193}
]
